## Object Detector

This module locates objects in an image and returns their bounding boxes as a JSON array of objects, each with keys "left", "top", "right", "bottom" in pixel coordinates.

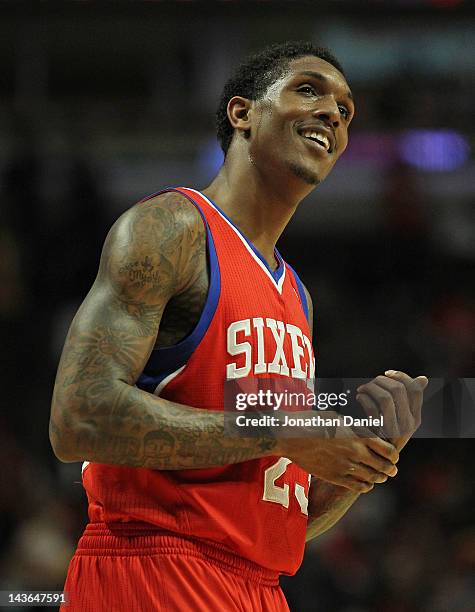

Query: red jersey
[{"left": 82, "top": 187, "right": 315, "bottom": 575}]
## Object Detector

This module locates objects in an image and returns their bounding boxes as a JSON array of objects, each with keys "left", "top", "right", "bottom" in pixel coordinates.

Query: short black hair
[{"left": 216, "top": 41, "right": 345, "bottom": 156}]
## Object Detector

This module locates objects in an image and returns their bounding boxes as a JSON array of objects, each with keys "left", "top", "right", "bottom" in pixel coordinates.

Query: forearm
[
  {"left": 50, "top": 380, "right": 277, "bottom": 469},
  {"left": 305, "top": 478, "right": 360, "bottom": 541}
]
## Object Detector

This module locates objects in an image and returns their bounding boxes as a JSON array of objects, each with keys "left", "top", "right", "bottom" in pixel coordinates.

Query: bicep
[
  {"left": 59, "top": 279, "right": 163, "bottom": 388},
  {"left": 54, "top": 192, "right": 203, "bottom": 398},
  {"left": 57, "top": 214, "right": 172, "bottom": 388}
]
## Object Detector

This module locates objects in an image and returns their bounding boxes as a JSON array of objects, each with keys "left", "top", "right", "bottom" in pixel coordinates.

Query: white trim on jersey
[
  {"left": 187, "top": 189, "right": 286, "bottom": 295},
  {"left": 153, "top": 364, "right": 187, "bottom": 396},
  {"left": 81, "top": 461, "right": 90, "bottom": 474}
]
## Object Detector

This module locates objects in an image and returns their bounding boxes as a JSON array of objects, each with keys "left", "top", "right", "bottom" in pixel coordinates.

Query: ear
[{"left": 227, "top": 96, "right": 252, "bottom": 133}]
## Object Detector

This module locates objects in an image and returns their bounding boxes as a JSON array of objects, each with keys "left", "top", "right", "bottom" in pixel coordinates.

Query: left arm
[
  {"left": 301, "top": 285, "right": 429, "bottom": 541},
  {"left": 301, "top": 284, "right": 362, "bottom": 541},
  {"left": 306, "top": 479, "right": 360, "bottom": 541}
]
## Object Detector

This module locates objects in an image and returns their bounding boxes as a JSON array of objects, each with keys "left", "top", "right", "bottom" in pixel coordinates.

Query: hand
[
  {"left": 356, "top": 371, "right": 429, "bottom": 452},
  {"left": 278, "top": 418, "right": 399, "bottom": 493}
]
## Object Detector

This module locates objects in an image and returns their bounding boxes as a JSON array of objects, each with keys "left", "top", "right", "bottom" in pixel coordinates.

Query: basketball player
[{"left": 50, "top": 42, "right": 428, "bottom": 611}]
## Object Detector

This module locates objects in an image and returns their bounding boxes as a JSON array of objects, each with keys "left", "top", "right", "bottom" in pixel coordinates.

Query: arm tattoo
[{"left": 50, "top": 191, "right": 277, "bottom": 468}]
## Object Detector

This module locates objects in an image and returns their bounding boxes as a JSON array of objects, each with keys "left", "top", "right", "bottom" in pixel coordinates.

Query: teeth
[{"left": 302, "top": 130, "right": 330, "bottom": 150}]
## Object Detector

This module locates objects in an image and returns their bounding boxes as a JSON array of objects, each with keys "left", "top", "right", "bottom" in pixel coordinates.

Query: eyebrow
[{"left": 297, "top": 70, "right": 354, "bottom": 102}]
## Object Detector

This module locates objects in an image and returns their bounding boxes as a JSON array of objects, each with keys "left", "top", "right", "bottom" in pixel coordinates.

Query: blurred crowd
[{"left": 283, "top": 440, "right": 474, "bottom": 612}]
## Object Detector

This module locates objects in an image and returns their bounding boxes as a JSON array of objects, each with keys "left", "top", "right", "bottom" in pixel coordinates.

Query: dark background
[{"left": 0, "top": 2, "right": 473, "bottom": 611}]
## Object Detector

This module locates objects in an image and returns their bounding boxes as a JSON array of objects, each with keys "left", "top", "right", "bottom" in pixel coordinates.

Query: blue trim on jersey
[
  {"left": 135, "top": 188, "right": 221, "bottom": 391},
  {"left": 287, "top": 264, "right": 309, "bottom": 322},
  {"left": 200, "top": 193, "right": 285, "bottom": 283},
  {"left": 136, "top": 372, "right": 167, "bottom": 394}
]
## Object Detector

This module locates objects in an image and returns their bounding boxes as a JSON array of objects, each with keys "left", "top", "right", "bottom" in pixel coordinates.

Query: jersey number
[{"left": 262, "top": 457, "right": 311, "bottom": 515}]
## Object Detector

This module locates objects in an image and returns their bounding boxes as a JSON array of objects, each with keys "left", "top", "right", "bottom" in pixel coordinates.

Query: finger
[
  {"left": 391, "top": 435, "right": 412, "bottom": 453},
  {"left": 350, "top": 463, "right": 390, "bottom": 484},
  {"left": 415, "top": 376, "right": 429, "bottom": 390},
  {"left": 385, "top": 370, "right": 428, "bottom": 425},
  {"left": 357, "top": 382, "right": 399, "bottom": 437},
  {"left": 341, "top": 476, "right": 375, "bottom": 494},
  {"left": 374, "top": 375, "right": 409, "bottom": 408},
  {"left": 385, "top": 370, "right": 428, "bottom": 391},
  {"left": 365, "top": 436, "right": 399, "bottom": 464},
  {"left": 372, "top": 375, "right": 413, "bottom": 437},
  {"left": 312, "top": 471, "right": 372, "bottom": 493},
  {"left": 411, "top": 378, "right": 427, "bottom": 427},
  {"left": 359, "top": 447, "right": 399, "bottom": 476},
  {"left": 355, "top": 392, "right": 385, "bottom": 438},
  {"left": 355, "top": 392, "right": 379, "bottom": 418}
]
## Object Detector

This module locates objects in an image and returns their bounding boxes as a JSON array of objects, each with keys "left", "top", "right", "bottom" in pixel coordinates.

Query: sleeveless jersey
[{"left": 82, "top": 187, "right": 315, "bottom": 575}]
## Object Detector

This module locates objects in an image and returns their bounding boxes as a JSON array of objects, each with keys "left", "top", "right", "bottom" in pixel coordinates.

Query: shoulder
[
  {"left": 99, "top": 190, "right": 206, "bottom": 298},
  {"left": 112, "top": 190, "right": 205, "bottom": 244},
  {"left": 138, "top": 189, "right": 203, "bottom": 224}
]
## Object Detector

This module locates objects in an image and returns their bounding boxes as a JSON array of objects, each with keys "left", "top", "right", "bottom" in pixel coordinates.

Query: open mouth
[{"left": 298, "top": 129, "right": 332, "bottom": 153}]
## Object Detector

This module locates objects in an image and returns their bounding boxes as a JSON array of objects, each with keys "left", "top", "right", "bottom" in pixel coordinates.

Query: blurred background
[{"left": 0, "top": 1, "right": 473, "bottom": 611}]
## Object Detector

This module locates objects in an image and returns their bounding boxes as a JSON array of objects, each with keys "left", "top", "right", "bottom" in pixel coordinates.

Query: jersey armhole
[
  {"left": 286, "top": 264, "right": 309, "bottom": 322},
  {"left": 136, "top": 188, "right": 221, "bottom": 394}
]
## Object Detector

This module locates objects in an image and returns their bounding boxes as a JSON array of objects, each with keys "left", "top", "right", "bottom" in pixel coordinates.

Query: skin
[
  {"left": 203, "top": 56, "right": 355, "bottom": 264},
  {"left": 301, "top": 288, "right": 428, "bottom": 539},
  {"left": 50, "top": 194, "right": 278, "bottom": 470},
  {"left": 50, "top": 55, "right": 428, "bottom": 543}
]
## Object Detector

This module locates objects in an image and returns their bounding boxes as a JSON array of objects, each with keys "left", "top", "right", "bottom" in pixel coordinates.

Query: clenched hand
[{"left": 356, "top": 370, "right": 429, "bottom": 451}]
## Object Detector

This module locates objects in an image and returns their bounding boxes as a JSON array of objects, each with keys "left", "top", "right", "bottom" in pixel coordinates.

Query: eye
[
  {"left": 298, "top": 84, "right": 317, "bottom": 96},
  {"left": 338, "top": 105, "right": 350, "bottom": 120}
]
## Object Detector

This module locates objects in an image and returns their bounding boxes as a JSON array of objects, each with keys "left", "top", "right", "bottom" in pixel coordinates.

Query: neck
[{"left": 202, "top": 154, "right": 315, "bottom": 269}]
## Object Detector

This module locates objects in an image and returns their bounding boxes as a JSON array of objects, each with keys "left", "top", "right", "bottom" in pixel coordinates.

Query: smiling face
[{"left": 246, "top": 55, "right": 355, "bottom": 186}]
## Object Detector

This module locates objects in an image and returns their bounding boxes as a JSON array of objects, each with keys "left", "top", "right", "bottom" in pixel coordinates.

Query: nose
[{"left": 312, "top": 97, "right": 340, "bottom": 128}]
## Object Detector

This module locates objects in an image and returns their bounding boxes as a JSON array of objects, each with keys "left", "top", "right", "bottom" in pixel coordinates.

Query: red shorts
[{"left": 61, "top": 523, "right": 289, "bottom": 612}]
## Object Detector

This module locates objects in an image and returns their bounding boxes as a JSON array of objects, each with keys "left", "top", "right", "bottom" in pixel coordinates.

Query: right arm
[
  {"left": 49, "top": 192, "right": 277, "bottom": 469},
  {"left": 49, "top": 192, "right": 398, "bottom": 488}
]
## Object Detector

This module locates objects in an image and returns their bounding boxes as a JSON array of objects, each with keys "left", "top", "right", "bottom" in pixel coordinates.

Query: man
[{"left": 50, "top": 41, "right": 428, "bottom": 611}]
